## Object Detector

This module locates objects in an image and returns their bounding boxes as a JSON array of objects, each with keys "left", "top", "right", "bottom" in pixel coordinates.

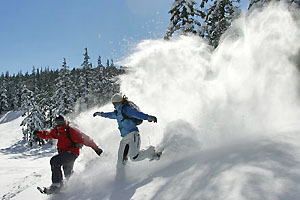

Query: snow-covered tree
[
  {"left": 199, "top": 0, "right": 241, "bottom": 48},
  {"left": 103, "top": 65, "right": 122, "bottom": 103},
  {"left": 1, "top": 48, "right": 124, "bottom": 119},
  {"left": 0, "top": 73, "right": 9, "bottom": 114},
  {"left": 52, "top": 58, "right": 75, "bottom": 116},
  {"left": 77, "top": 48, "right": 96, "bottom": 110},
  {"left": 20, "top": 85, "right": 46, "bottom": 144},
  {"left": 81, "top": 48, "right": 92, "bottom": 70},
  {"left": 92, "top": 56, "right": 105, "bottom": 103},
  {"left": 10, "top": 72, "right": 23, "bottom": 110},
  {"left": 165, "top": 0, "right": 200, "bottom": 40}
]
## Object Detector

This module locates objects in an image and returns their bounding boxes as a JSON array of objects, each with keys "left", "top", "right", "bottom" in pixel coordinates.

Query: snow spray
[
  {"left": 118, "top": 3, "right": 300, "bottom": 152},
  {"left": 68, "top": 4, "right": 300, "bottom": 197}
]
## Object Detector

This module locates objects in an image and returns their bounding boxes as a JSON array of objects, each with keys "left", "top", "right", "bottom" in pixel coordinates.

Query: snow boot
[
  {"left": 150, "top": 149, "right": 163, "bottom": 161},
  {"left": 37, "top": 182, "right": 62, "bottom": 194}
]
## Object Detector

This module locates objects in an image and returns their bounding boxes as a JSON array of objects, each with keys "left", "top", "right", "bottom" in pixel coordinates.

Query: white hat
[{"left": 111, "top": 93, "right": 123, "bottom": 103}]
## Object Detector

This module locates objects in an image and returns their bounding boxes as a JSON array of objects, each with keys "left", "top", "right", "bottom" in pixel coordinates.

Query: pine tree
[
  {"left": 93, "top": 56, "right": 106, "bottom": 104},
  {"left": 165, "top": 0, "right": 200, "bottom": 40},
  {"left": 199, "top": 0, "right": 241, "bottom": 48},
  {"left": 104, "top": 65, "right": 122, "bottom": 102},
  {"left": 52, "top": 58, "right": 75, "bottom": 116},
  {"left": 81, "top": 48, "right": 91, "bottom": 70},
  {"left": 20, "top": 84, "right": 46, "bottom": 145},
  {"left": 110, "top": 59, "right": 114, "bottom": 67},
  {"left": 1, "top": 47, "right": 125, "bottom": 119},
  {"left": 0, "top": 73, "right": 9, "bottom": 114},
  {"left": 78, "top": 48, "right": 95, "bottom": 110},
  {"left": 10, "top": 72, "right": 23, "bottom": 110},
  {"left": 97, "top": 55, "right": 103, "bottom": 67},
  {"left": 4, "top": 71, "right": 15, "bottom": 111}
]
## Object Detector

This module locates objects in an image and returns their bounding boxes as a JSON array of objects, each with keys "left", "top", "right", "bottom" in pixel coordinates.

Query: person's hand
[
  {"left": 94, "top": 148, "right": 103, "bottom": 156},
  {"left": 93, "top": 112, "right": 103, "bottom": 117},
  {"left": 148, "top": 115, "right": 157, "bottom": 123},
  {"left": 33, "top": 130, "right": 40, "bottom": 135}
]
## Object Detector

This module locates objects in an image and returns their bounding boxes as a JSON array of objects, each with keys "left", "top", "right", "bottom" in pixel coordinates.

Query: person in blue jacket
[{"left": 93, "top": 93, "right": 159, "bottom": 170}]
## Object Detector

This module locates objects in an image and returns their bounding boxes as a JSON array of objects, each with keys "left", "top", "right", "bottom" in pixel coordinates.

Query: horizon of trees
[
  {"left": 165, "top": 0, "right": 300, "bottom": 47},
  {"left": 0, "top": 47, "right": 124, "bottom": 144}
]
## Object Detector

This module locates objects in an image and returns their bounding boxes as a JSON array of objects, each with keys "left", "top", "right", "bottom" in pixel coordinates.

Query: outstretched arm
[
  {"left": 35, "top": 129, "right": 57, "bottom": 139},
  {"left": 93, "top": 111, "right": 117, "bottom": 119}
]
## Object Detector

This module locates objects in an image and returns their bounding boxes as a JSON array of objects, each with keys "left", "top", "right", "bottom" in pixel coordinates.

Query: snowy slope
[{"left": 1, "top": 3, "right": 300, "bottom": 200}]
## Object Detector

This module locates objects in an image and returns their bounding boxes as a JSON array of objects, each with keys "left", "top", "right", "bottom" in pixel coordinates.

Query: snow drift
[{"left": 2, "top": 3, "right": 300, "bottom": 200}]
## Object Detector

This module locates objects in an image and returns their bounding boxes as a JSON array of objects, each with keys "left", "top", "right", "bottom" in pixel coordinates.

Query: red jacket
[{"left": 37, "top": 122, "right": 99, "bottom": 156}]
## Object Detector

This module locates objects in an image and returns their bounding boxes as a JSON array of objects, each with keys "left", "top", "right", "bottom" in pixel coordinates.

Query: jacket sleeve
[
  {"left": 123, "top": 106, "right": 149, "bottom": 120},
  {"left": 69, "top": 127, "right": 99, "bottom": 150},
  {"left": 101, "top": 111, "right": 117, "bottom": 119},
  {"left": 37, "top": 129, "right": 57, "bottom": 139}
]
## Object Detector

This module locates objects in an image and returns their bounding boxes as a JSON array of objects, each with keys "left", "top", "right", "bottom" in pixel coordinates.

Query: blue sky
[{"left": 0, "top": 0, "right": 249, "bottom": 74}]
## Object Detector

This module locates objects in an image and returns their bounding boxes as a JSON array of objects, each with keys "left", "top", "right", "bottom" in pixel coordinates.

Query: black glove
[
  {"left": 148, "top": 115, "right": 157, "bottom": 123},
  {"left": 33, "top": 130, "right": 40, "bottom": 135},
  {"left": 93, "top": 112, "right": 103, "bottom": 117},
  {"left": 94, "top": 148, "right": 103, "bottom": 156}
]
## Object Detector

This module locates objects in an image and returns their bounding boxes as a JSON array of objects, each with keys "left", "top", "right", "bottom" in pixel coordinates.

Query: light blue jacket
[{"left": 101, "top": 103, "right": 149, "bottom": 137}]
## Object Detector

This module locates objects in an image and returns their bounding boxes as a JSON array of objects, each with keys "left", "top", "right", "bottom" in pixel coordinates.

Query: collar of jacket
[
  {"left": 115, "top": 103, "right": 123, "bottom": 111},
  {"left": 55, "top": 121, "right": 70, "bottom": 132}
]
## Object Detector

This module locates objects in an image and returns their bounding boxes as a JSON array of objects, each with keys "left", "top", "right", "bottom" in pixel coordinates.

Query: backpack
[
  {"left": 56, "top": 125, "right": 83, "bottom": 148},
  {"left": 117, "top": 97, "right": 143, "bottom": 125}
]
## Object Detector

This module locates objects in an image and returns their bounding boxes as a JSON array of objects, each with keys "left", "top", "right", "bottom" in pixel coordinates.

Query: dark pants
[{"left": 50, "top": 151, "right": 78, "bottom": 184}]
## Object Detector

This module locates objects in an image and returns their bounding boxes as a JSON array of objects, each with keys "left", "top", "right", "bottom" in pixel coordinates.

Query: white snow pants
[{"left": 116, "top": 131, "right": 155, "bottom": 168}]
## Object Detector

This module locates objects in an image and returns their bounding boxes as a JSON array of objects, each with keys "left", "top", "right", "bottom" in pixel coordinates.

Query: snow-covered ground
[{"left": 1, "top": 3, "right": 300, "bottom": 200}]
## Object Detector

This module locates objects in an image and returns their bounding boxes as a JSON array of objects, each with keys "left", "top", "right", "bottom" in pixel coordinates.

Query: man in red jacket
[{"left": 34, "top": 115, "right": 102, "bottom": 193}]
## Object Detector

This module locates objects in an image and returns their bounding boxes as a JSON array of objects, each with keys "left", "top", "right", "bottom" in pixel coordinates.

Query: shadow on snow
[
  {"left": 48, "top": 137, "right": 300, "bottom": 200},
  {"left": 0, "top": 140, "right": 56, "bottom": 159}
]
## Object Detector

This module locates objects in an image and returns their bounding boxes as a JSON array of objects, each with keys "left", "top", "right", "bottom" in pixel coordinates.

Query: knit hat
[
  {"left": 111, "top": 93, "right": 123, "bottom": 103},
  {"left": 55, "top": 115, "right": 66, "bottom": 127}
]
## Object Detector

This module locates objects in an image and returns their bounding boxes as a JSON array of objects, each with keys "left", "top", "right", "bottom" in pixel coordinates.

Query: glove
[
  {"left": 33, "top": 130, "right": 40, "bottom": 135},
  {"left": 94, "top": 148, "right": 103, "bottom": 156},
  {"left": 93, "top": 112, "right": 103, "bottom": 117},
  {"left": 148, "top": 115, "right": 157, "bottom": 123}
]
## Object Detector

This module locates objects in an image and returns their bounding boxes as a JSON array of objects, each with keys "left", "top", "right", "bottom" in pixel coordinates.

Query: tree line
[
  {"left": 0, "top": 48, "right": 124, "bottom": 143},
  {"left": 165, "top": 0, "right": 300, "bottom": 48}
]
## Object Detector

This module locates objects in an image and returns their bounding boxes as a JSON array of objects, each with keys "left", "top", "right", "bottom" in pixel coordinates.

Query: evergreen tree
[
  {"left": 97, "top": 55, "right": 103, "bottom": 67},
  {"left": 52, "top": 58, "right": 75, "bottom": 116},
  {"left": 4, "top": 71, "right": 15, "bottom": 111},
  {"left": 0, "top": 47, "right": 125, "bottom": 133},
  {"left": 10, "top": 72, "right": 23, "bottom": 110},
  {"left": 199, "top": 0, "right": 241, "bottom": 48},
  {"left": 93, "top": 56, "right": 106, "bottom": 104},
  {"left": 78, "top": 48, "right": 95, "bottom": 109},
  {"left": 0, "top": 73, "right": 8, "bottom": 114},
  {"left": 81, "top": 48, "right": 91, "bottom": 70},
  {"left": 110, "top": 59, "right": 114, "bottom": 67},
  {"left": 165, "top": 0, "right": 200, "bottom": 40},
  {"left": 104, "top": 65, "right": 122, "bottom": 102},
  {"left": 20, "top": 85, "right": 46, "bottom": 144}
]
